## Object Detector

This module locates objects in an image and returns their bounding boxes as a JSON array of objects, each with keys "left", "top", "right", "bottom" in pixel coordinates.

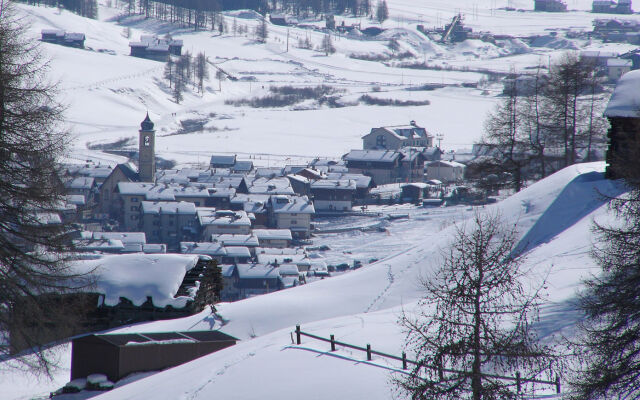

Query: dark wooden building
[
  {"left": 71, "top": 330, "right": 237, "bottom": 382},
  {"left": 603, "top": 69, "right": 640, "bottom": 179}
]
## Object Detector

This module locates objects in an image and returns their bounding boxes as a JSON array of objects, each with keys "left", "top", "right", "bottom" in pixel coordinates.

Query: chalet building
[
  {"left": 230, "top": 264, "right": 284, "bottom": 299},
  {"left": 603, "top": 69, "right": 640, "bottom": 179},
  {"left": 266, "top": 195, "right": 315, "bottom": 238},
  {"left": 97, "top": 163, "right": 139, "bottom": 220},
  {"left": 140, "top": 201, "right": 197, "bottom": 249},
  {"left": 129, "top": 35, "right": 183, "bottom": 61},
  {"left": 197, "top": 209, "right": 252, "bottom": 238},
  {"left": 362, "top": 121, "right": 434, "bottom": 150},
  {"left": 71, "top": 331, "right": 237, "bottom": 383},
  {"left": 310, "top": 179, "right": 357, "bottom": 211},
  {"left": 592, "top": 0, "right": 633, "bottom": 13},
  {"left": 326, "top": 172, "right": 375, "bottom": 200},
  {"left": 230, "top": 194, "right": 269, "bottom": 227},
  {"left": 209, "top": 154, "right": 237, "bottom": 169},
  {"left": 11, "top": 254, "right": 218, "bottom": 352},
  {"left": 534, "top": 0, "right": 567, "bottom": 11},
  {"left": 344, "top": 149, "right": 404, "bottom": 185},
  {"left": 252, "top": 229, "right": 293, "bottom": 248},
  {"left": 116, "top": 182, "right": 236, "bottom": 230},
  {"left": 41, "top": 29, "right": 85, "bottom": 48},
  {"left": 426, "top": 160, "right": 466, "bottom": 183}
]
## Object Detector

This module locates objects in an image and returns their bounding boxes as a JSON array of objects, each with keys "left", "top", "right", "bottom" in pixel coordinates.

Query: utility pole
[{"left": 436, "top": 134, "right": 444, "bottom": 149}]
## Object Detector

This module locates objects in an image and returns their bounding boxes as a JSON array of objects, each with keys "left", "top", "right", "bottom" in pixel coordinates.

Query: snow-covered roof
[
  {"left": 225, "top": 246, "right": 252, "bottom": 258},
  {"left": 255, "top": 167, "right": 285, "bottom": 178},
  {"left": 310, "top": 180, "right": 357, "bottom": 190},
  {"left": 325, "top": 173, "right": 372, "bottom": 188},
  {"left": 235, "top": 264, "right": 280, "bottom": 279},
  {"left": 278, "top": 264, "right": 301, "bottom": 276},
  {"left": 269, "top": 195, "right": 315, "bottom": 214},
  {"left": 180, "top": 242, "right": 226, "bottom": 256},
  {"left": 210, "top": 154, "right": 236, "bottom": 167},
  {"left": 72, "top": 254, "right": 200, "bottom": 307},
  {"left": 197, "top": 209, "right": 251, "bottom": 226},
  {"left": 92, "top": 232, "right": 146, "bottom": 245},
  {"left": 141, "top": 201, "right": 197, "bottom": 215},
  {"left": 66, "top": 177, "right": 95, "bottom": 190},
  {"left": 253, "top": 229, "right": 293, "bottom": 241},
  {"left": 605, "top": 69, "right": 640, "bottom": 118},
  {"left": 210, "top": 234, "right": 260, "bottom": 247},
  {"left": 344, "top": 150, "right": 402, "bottom": 163}
]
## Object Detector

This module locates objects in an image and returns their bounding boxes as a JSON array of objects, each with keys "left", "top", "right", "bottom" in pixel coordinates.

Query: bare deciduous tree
[
  {"left": 0, "top": 5, "right": 91, "bottom": 375},
  {"left": 398, "top": 212, "right": 558, "bottom": 400}
]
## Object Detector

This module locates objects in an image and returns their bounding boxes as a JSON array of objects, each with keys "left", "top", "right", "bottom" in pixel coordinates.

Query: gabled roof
[
  {"left": 210, "top": 234, "right": 260, "bottom": 247},
  {"left": 180, "top": 242, "right": 227, "bottom": 256},
  {"left": 235, "top": 264, "right": 280, "bottom": 279},
  {"left": 210, "top": 154, "right": 237, "bottom": 167},
  {"left": 115, "top": 163, "right": 140, "bottom": 182},
  {"left": 268, "top": 195, "right": 315, "bottom": 213},
  {"left": 253, "top": 229, "right": 293, "bottom": 241},
  {"left": 344, "top": 150, "right": 403, "bottom": 163}
]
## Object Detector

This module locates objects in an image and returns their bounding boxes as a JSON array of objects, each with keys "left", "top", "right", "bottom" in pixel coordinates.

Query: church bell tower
[{"left": 138, "top": 113, "right": 156, "bottom": 183}]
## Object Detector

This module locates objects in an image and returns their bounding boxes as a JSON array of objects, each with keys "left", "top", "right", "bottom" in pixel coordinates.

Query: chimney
[{"left": 410, "top": 120, "right": 417, "bottom": 126}]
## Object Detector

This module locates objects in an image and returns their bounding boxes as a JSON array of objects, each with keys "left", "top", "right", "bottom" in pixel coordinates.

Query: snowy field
[
  {"left": 2, "top": 1, "right": 634, "bottom": 398},
  {"left": 1, "top": 162, "right": 625, "bottom": 399},
  {"left": 17, "top": 0, "right": 633, "bottom": 166}
]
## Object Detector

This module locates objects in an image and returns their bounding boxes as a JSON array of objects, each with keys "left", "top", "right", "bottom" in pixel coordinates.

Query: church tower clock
[{"left": 138, "top": 113, "right": 156, "bottom": 183}]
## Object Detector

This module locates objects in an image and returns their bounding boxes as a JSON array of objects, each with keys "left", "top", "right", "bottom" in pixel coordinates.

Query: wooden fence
[{"left": 293, "top": 325, "right": 561, "bottom": 394}]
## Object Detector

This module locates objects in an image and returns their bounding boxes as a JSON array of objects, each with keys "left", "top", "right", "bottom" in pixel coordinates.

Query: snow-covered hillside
[
  {"left": 0, "top": 162, "right": 623, "bottom": 399},
  {"left": 17, "top": 0, "right": 633, "bottom": 166}
]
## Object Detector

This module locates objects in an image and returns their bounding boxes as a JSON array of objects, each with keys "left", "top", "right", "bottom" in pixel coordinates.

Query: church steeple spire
[{"left": 138, "top": 113, "right": 156, "bottom": 183}]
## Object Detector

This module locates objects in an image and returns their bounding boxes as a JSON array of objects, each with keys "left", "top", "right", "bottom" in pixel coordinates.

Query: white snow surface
[
  {"left": 605, "top": 69, "right": 640, "bottom": 118},
  {"left": 56, "top": 162, "right": 618, "bottom": 400},
  {"left": 72, "top": 254, "right": 199, "bottom": 307}
]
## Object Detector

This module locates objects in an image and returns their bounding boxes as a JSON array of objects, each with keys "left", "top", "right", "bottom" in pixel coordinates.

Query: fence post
[
  {"left": 516, "top": 371, "right": 521, "bottom": 393},
  {"left": 366, "top": 344, "right": 372, "bottom": 361},
  {"left": 555, "top": 374, "right": 561, "bottom": 394},
  {"left": 402, "top": 352, "right": 407, "bottom": 370},
  {"left": 330, "top": 334, "right": 336, "bottom": 351},
  {"left": 295, "top": 325, "right": 301, "bottom": 345}
]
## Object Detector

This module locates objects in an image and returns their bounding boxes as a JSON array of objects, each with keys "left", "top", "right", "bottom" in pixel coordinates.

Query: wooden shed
[{"left": 71, "top": 330, "right": 237, "bottom": 382}]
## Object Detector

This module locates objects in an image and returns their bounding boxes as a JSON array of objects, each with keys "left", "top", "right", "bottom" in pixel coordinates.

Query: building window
[
  {"left": 291, "top": 220, "right": 297, "bottom": 225},
  {"left": 194, "top": 201, "right": 200, "bottom": 206},
  {"left": 376, "top": 135, "right": 386, "bottom": 148},
  {"left": 130, "top": 206, "right": 138, "bottom": 211},
  {"left": 131, "top": 197, "right": 139, "bottom": 202}
]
